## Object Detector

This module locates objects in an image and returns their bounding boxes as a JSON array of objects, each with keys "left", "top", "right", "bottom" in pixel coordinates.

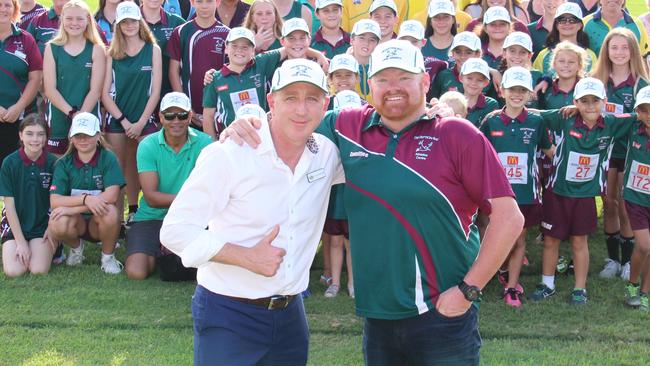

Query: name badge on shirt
[{"left": 307, "top": 168, "right": 326, "bottom": 183}]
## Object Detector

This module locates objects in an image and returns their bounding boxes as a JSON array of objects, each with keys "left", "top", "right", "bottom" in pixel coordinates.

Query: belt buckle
[{"left": 268, "top": 295, "right": 289, "bottom": 310}]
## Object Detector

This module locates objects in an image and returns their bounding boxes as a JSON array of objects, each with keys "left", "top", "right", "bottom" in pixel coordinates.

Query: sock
[
  {"left": 101, "top": 252, "right": 114, "bottom": 262},
  {"left": 542, "top": 275, "right": 555, "bottom": 290},
  {"left": 605, "top": 232, "right": 621, "bottom": 262},
  {"left": 128, "top": 205, "right": 138, "bottom": 214},
  {"left": 71, "top": 242, "right": 84, "bottom": 253},
  {"left": 621, "top": 236, "right": 635, "bottom": 264}
]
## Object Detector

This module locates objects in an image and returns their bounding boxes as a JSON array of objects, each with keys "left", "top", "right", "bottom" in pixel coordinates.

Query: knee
[
  {"left": 4, "top": 266, "right": 27, "bottom": 278},
  {"left": 125, "top": 258, "right": 151, "bottom": 280},
  {"left": 29, "top": 265, "right": 51, "bottom": 275},
  {"left": 48, "top": 216, "right": 72, "bottom": 237}
]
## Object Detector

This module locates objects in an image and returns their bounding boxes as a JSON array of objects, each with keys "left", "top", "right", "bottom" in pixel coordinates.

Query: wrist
[
  {"left": 458, "top": 281, "right": 483, "bottom": 302},
  {"left": 82, "top": 194, "right": 89, "bottom": 206},
  {"left": 67, "top": 106, "right": 78, "bottom": 121},
  {"left": 114, "top": 114, "right": 125, "bottom": 124}
]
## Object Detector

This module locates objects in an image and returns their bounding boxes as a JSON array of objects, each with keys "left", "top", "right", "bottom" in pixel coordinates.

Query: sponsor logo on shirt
[
  {"left": 633, "top": 141, "right": 642, "bottom": 149},
  {"left": 217, "top": 84, "right": 229, "bottom": 91},
  {"left": 507, "top": 156, "right": 519, "bottom": 165},
  {"left": 142, "top": 66, "right": 153, "bottom": 71},
  {"left": 638, "top": 165, "right": 650, "bottom": 175},
  {"left": 349, "top": 151, "right": 368, "bottom": 158},
  {"left": 578, "top": 156, "right": 591, "bottom": 165},
  {"left": 491, "top": 131, "right": 504, "bottom": 137},
  {"left": 569, "top": 130, "right": 583, "bottom": 138},
  {"left": 49, "top": 185, "right": 57, "bottom": 191}
]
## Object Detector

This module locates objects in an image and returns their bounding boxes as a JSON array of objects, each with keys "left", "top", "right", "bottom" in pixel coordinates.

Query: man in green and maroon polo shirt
[{"left": 226, "top": 39, "right": 524, "bottom": 365}]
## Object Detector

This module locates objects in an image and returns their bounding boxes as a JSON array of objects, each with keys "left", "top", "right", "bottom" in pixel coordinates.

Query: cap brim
[
  {"left": 272, "top": 80, "right": 329, "bottom": 94},
  {"left": 369, "top": 64, "right": 422, "bottom": 79},
  {"left": 502, "top": 82, "right": 533, "bottom": 92}
]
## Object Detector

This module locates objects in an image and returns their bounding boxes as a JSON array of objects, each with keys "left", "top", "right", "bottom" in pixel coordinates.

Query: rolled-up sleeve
[{"left": 160, "top": 143, "right": 233, "bottom": 268}]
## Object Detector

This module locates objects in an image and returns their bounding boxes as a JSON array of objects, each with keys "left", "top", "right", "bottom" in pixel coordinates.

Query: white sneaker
[
  {"left": 620, "top": 262, "right": 631, "bottom": 281},
  {"left": 101, "top": 255, "right": 124, "bottom": 274},
  {"left": 66, "top": 242, "right": 85, "bottom": 266},
  {"left": 324, "top": 284, "right": 340, "bottom": 298},
  {"left": 598, "top": 258, "right": 621, "bottom": 279}
]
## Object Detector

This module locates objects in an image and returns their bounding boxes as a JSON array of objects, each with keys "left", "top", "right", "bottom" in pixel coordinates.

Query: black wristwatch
[{"left": 458, "top": 281, "right": 482, "bottom": 302}]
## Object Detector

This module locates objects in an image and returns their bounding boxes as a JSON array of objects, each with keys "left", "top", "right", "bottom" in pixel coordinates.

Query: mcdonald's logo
[
  {"left": 507, "top": 156, "right": 519, "bottom": 165},
  {"left": 578, "top": 156, "right": 591, "bottom": 165},
  {"left": 638, "top": 165, "right": 650, "bottom": 175},
  {"left": 239, "top": 91, "right": 250, "bottom": 100}
]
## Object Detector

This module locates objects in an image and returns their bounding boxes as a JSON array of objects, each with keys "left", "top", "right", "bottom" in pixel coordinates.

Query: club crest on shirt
[
  {"left": 40, "top": 173, "right": 52, "bottom": 189},
  {"left": 521, "top": 128, "right": 534, "bottom": 144},
  {"left": 92, "top": 175, "right": 104, "bottom": 190},
  {"left": 414, "top": 135, "right": 436, "bottom": 160}
]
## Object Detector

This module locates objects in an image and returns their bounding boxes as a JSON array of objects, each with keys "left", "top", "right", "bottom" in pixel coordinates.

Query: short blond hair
[{"left": 440, "top": 91, "right": 468, "bottom": 118}]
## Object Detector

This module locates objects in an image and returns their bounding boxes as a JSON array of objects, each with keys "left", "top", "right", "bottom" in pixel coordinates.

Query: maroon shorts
[
  {"left": 625, "top": 200, "right": 650, "bottom": 231},
  {"left": 609, "top": 157, "right": 625, "bottom": 171},
  {"left": 46, "top": 138, "right": 69, "bottom": 155},
  {"left": 323, "top": 218, "right": 349, "bottom": 239},
  {"left": 541, "top": 190, "right": 597, "bottom": 240},
  {"left": 519, "top": 203, "right": 542, "bottom": 228}
]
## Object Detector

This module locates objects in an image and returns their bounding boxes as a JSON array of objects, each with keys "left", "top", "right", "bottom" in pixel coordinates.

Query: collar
[
  {"left": 551, "top": 78, "right": 578, "bottom": 95},
  {"left": 452, "top": 65, "right": 461, "bottom": 82},
  {"left": 362, "top": 106, "right": 436, "bottom": 132},
  {"left": 468, "top": 94, "right": 486, "bottom": 112},
  {"left": 220, "top": 59, "right": 255, "bottom": 77},
  {"left": 499, "top": 107, "right": 528, "bottom": 125},
  {"left": 47, "top": 8, "right": 57, "bottom": 20},
  {"left": 9, "top": 23, "right": 21, "bottom": 36},
  {"left": 534, "top": 17, "right": 545, "bottom": 31},
  {"left": 72, "top": 148, "right": 101, "bottom": 168},
  {"left": 313, "top": 28, "right": 351, "bottom": 46},
  {"left": 157, "top": 127, "right": 196, "bottom": 146},
  {"left": 593, "top": 8, "right": 633, "bottom": 24},
  {"left": 18, "top": 147, "right": 47, "bottom": 167},
  {"left": 609, "top": 74, "right": 636, "bottom": 89},
  {"left": 573, "top": 114, "right": 606, "bottom": 130},
  {"left": 481, "top": 43, "right": 499, "bottom": 61}
]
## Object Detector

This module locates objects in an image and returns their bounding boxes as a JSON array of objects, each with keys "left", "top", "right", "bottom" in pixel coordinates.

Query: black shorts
[{"left": 125, "top": 220, "right": 163, "bottom": 258}]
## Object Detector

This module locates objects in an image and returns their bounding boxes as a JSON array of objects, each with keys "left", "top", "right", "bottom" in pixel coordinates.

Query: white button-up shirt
[{"left": 160, "top": 120, "right": 344, "bottom": 298}]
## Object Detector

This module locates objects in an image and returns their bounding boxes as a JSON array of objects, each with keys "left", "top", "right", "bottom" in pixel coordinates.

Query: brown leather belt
[{"left": 224, "top": 294, "right": 297, "bottom": 310}]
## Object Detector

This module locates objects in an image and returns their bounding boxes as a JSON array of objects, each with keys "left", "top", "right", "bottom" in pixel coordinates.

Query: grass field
[{"left": 4, "top": 1, "right": 650, "bottom": 366}]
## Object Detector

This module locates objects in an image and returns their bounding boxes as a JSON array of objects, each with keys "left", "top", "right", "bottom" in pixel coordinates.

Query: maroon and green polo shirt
[
  {"left": 623, "top": 121, "right": 650, "bottom": 207},
  {"left": 480, "top": 108, "right": 551, "bottom": 204},
  {"left": 466, "top": 94, "right": 499, "bottom": 127},
  {"left": 50, "top": 148, "right": 126, "bottom": 197},
  {"left": 18, "top": 3, "right": 46, "bottom": 31},
  {"left": 540, "top": 110, "right": 637, "bottom": 197},
  {"left": 0, "top": 24, "right": 42, "bottom": 114},
  {"left": 0, "top": 148, "right": 56, "bottom": 239},
  {"left": 167, "top": 19, "right": 230, "bottom": 114},
  {"left": 539, "top": 79, "right": 576, "bottom": 110},
  {"left": 310, "top": 28, "right": 350, "bottom": 59},
  {"left": 317, "top": 105, "right": 514, "bottom": 320},
  {"left": 26, "top": 8, "right": 59, "bottom": 55},
  {"left": 605, "top": 75, "right": 648, "bottom": 160}
]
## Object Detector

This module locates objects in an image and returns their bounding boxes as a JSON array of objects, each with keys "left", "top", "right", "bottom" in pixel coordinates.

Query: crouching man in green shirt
[{"left": 125, "top": 92, "right": 212, "bottom": 280}]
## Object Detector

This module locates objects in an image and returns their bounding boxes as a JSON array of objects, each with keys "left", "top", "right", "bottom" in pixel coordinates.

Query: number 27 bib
[{"left": 566, "top": 151, "right": 599, "bottom": 182}]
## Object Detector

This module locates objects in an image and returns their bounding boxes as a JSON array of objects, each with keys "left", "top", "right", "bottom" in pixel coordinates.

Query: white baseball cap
[
  {"left": 501, "top": 66, "right": 533, "bottom": 91},
  {"left": 503, "top": 32, "right": 533, "bottom": 53},
  {"left": 351, "top": 19, "right": 381, "bottom": 39},
  {"left": 334, "top": 90, "right": 363, "bottom": 109},
  {"left": 450, "top": 32, "right": 481, "bottom": 52},
  {"left": 329, "top": 54, "right": 360, "bottom": 74},
  {"left": 397, "top": 20, "right": 425, "bottom": 41},
  {"left": 271, "top": 59, "right": 329, "bottom": 94},
  {"left": 226, "top": 27, "right": 256, "bottom": 47},
  {"left": 555, "top": 2, "right": 583, "bottom": 20},
  {"left": 160, "top": 92, "right": 192, "bottom": 112},
  {"left": 369, "top": 0, "right": 398, "bottom": 15},
  {"left": 115, "top": 1, "right": 141, "bottom": 24},
  {"left": 635, "top": 86, "right": 650, "bottom": 108},
  {"left": 428, "top": 0, "right": 455, "bottom": 18},
  {"left": 282, "top": 17, "right": 310, "bottom": 37},
  {"left": 235, "top": 104, "right": 268, "bottom": 125},
  {"left": 483, "top": 6, "right": 511, "bottom": 24},
  {"left": 460, "top": 58, "right": 490, "bottom": 80},
  {"left": 573, "top": 77, "right": 606, "bottom": 100},
  {"left": 315, "top": 0, "right": 342, "bottom": 10},
  {"left": 69, "top": 112, "right": 100, "bottom": 137},
  {"left": 368, "top": 39, "right": 425, "bottom": 78}
]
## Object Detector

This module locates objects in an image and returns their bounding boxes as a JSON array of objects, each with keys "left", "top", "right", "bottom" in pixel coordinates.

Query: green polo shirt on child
[
  {"left": 605, "top": 75, "right": 648, "bottom": 160},
  {"left": 467, "top": 94, "right": 499, "bottom": 127},
  {"left": 50, "top": 148, "right": 125, "bottom": 197},
  {"left": 134, "top": 127, "right": 212, "bottom": 221},
  {"left": 623, "top": 121, "right": 650, "bottom": 207}
]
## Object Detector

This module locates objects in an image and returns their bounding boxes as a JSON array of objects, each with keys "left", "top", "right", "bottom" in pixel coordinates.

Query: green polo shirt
[
  {"left": 0, "top": 149, "right": 56, "bottom": 239},
  {"left": 134, "top": 127, "right": 212, "bottom": 221},
  {"left": 623, "top": 121, "right": 650, "bottom": 207},
  {"left": 422, "top": 39, "right": 451, "bottom": 64},
  {"left": 527, "top": 18, "right": 550, "bottom": 57},
  {"left": 539, "top": 79, "right": 575, "bottom": 110},
  {"left": 480, "top": 109, "right": 551, "bottom": 204},
  {"left": 50, "top": 148, "right": 125, "bottom": 197},
  {"left": 26, "top": 8, "right": 58, "bottom": 55},
  {"left": 203, "top": 50, "right": 281, "bottom": 127},
  {"left": 605, "top": 76, "right": 648, "bottom": 160},
  {"left": 310, "top": 28, "right": 351, "bottom": 59},
  {"left": 540, "top": 110, "right": 637, "bottom": 198},
  {"left": 147, "top": 8, "right": 186, "bottom": 96},
  {"left": 466, "top": 94, "right": 499, "bottom": 127},
  {"left": 583, "top": 9, "right": 650, "bottom": 57},
  {"left": 429, "top": 67, "right": 463, "bottom": 99}
]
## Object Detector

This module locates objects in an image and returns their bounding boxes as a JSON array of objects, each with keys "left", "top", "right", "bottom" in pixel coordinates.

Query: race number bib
[
  {"left": 566, "top": 152, "right": 599, "bottom": 182},
  {"left": 71, "top": 189, "right": 102, "bottom": 197},
  {"left": 626, "top": 160, "right": 650, "bottom": 194},
  {"left": 498, "top": 152, "right": 528, "bottom": 185},
  {"left": 229, "top": 88, "right": 260, "bottom": 111},
  {"left": 604, "top": 102, "right": 624, "bottom": 115}
]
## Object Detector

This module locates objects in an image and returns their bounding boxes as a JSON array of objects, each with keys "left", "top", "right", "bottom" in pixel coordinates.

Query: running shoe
[
  {"left": 624, "top": 283, "right": 641, "bottom": 307},
  {"left": 66, "top": 242, "right": 85, "bottom": 266},
  {"left": 556, "top": 256, "right": 569, "bottom": 274},
  {"left": 570, "top": 288, "right": 588, "bottom": 305},
  {"left": 529, "top": 283, "right": 556, "bottom": 301},
  {"left": 599, "top": 258, "right": 621, "bottom": 279},
  {"left": 324, "top": 284, "right": 340, "bottom": 298},
  {"left": 640, "top": 293, "right": 649, "bottom": 312},
  {"left": 504, "top": 287, "right": 522, "bottom": 308},
  {"left": 101, "top": 255, "right": 123, "bottom": 274},
  {"left": 620, "top": 262, "right": 631, "bottom": 281}
]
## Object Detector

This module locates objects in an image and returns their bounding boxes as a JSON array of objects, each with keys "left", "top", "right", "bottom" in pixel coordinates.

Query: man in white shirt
[{"left": 160, "top": 59, "right": 344, "bottom": 366}]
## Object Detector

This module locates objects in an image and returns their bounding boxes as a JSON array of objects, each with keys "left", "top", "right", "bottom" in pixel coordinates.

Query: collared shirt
[
  {"left": 310, "top": 28, "right": 351, "bottom": 59},
  {"left": 540, "top": 110, "right": 637, "bottom": 197},
  {"left": 134, "top": 128, "right": 212, "bottom": 222},
  {"left": 583, "top": 9, "right": 650, "bottom": 56},
  {"left": 422, "top": 38, "right": 452, "bottom": 65},
  {"left": 146, "top": 8, "right": 186, "bottom": 95},
  {"left": 527, "top": 17, "right": 550, "bottom": 57},
  {"left": 50, "top": 148, "right": 125, "bottom": 197},
  {"left": 317, "top": 106, "right": 513, "bottom": 319},
  {"left": 467, "top": 94, "right": 499, "bottom": 127},
  {"left": 27, "top": 9, "right": 107, "bottom": 54},
  {"left": 540, "top": 78, "right": 577, "bottom": 110},
  {"left": 623, "top": 121, "right": 650, "bottom": 207},
  {"left": 216, "top": 0, "right": 250, "bottom": 28},
  {"left": 0, "top": 148, "right": 55, "bottom": 238},
  {"left": 480, "top": 108, "right": 551, "bottom": 204},
  {"left": 605, "top": 75, "right": 648, "bottom": 159},
  {"left": 18, "top": 3, "right": 46, "bottom": 30},
  {"left": 0, "top": 24, "right": 42, "bottom": 112},
  {"left": 160, "top": 119, "right": 344, "bottom": 298}
]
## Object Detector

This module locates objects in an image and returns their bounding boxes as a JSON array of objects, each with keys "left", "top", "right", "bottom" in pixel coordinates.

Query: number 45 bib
[
  {"left": 626, "top": 160, "right": 650, "bottom": 194},
  {"left": 498, "top": 152, "right": 528, "bottom": 185},
  {"left": 566, "top": 151, "right": 599, "bottom": 182}
]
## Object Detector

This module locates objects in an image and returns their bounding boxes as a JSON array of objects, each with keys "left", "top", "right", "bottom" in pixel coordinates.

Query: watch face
[{"left": 466, "top": 288, "right": 480, "bottom": 301}]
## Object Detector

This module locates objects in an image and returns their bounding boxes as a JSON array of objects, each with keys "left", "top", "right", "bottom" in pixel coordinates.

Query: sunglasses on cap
[
  {"left": 556, "top": 16, "right": 581, "bottom": 24},
  {"left": 162, "top": 111, "right": 190, "bottom": 121}
]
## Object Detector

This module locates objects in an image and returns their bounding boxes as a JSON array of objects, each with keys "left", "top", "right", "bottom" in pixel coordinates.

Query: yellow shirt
[
  {"left": 341, "top": 0, "right": 412, "bottom": 33},
  {"left": 412, "top": 8, "right": 472, "bottom": 32}
]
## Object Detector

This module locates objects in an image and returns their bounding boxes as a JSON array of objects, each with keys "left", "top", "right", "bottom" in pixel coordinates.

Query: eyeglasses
[
  {"left": 162, "top": 111, "right": 190, "bottom": 121},
  {"left": 556, "top": 16, "right": 581, "bottom": 25}
]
